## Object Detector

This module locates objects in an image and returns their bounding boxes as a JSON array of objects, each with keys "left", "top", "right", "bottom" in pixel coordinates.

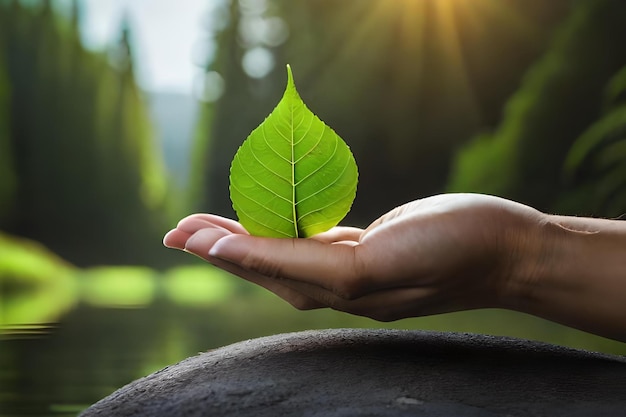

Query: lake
[{"left": 1, "top": 264, "right": 625, "bottom": 416}]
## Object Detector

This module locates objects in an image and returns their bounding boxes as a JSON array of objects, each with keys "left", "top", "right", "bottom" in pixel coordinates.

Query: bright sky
[{"left": 77, "top": 0, "right": 217, "bottom": 94}]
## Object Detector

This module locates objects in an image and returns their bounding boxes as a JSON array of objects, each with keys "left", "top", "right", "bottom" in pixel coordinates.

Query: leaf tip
[{"left": 285, "top": 64, "right": 297, "bottom": 95}]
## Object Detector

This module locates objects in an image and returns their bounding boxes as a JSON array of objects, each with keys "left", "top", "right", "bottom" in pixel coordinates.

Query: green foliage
[
  {"left": 605, "top": 65, "right": 626, "bottom": 107},
  {"left": 448, "top": 0, "right": 626, "bottom": 215},
  {"left": 0, "top": 3, "right": 172, "bottom": 267},
  {"left": 162, "top": 264, "right": 236, "bottom": 306},
  {"left": 558, "top": 66, "right": 626, "bottom": 216},
  {"left": 80, "top": 266, "right": 156, "bottom": 307},
  {"left": 0, "top": 232, "right": 74, "bottom": 288},
  {"left": 0, "top": 231, "right": 76, "bottom": 326},
  {"left": 230, "top": 66, "right": 358, "bottom": 237},
  {"left": 445, "top": 131, "right": 513, "bottom": 195}
]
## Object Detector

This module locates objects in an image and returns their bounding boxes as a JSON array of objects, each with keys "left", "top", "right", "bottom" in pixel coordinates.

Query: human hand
[{"left": 163, "top": 193, "right": 546, "bottom": 321}]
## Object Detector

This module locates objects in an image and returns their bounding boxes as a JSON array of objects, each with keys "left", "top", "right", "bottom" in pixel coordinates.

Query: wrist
[
  {"left": 503, "top": 213, "right": 626, "bottom": 341},
  {"left": 496, "top": 211, "right": 552, "bottom": 312}
]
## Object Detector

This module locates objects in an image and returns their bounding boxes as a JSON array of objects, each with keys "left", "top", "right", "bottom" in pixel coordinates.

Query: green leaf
[{"left": 229, "top": 65, "right": 358, "bottom": 238}]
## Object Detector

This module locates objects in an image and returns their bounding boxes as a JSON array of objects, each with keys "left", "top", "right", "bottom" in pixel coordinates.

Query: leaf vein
[
  {"left": 240, "top": 144, "right": 291, "bottom": 184},
  {"left": 296, "top": 151, "right": 351, "bottom": 206},
  {"left": 295, "top": 130, "right": 338, "bottom": 185},
  {"left": 259, "top": 125, "right": 292, "bottom": 165},
  {"left": 231, "top": 182, "right": 294, "bottom": 223},
  {"left": 294, "top": 121, "right": 325, "bottom": 164}
]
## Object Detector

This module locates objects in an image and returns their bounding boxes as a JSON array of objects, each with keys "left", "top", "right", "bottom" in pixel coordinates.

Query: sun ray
[
  {"left": 429, "top": 0, "right": 482, "bottom": 126},
  {"left": 295, "top": 0, "right": 556, "bottom": 146}
]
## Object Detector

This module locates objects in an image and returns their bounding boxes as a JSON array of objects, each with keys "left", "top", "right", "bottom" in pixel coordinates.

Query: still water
[{"left": 2, "top": 265, "right": 625, "bottom": 417}]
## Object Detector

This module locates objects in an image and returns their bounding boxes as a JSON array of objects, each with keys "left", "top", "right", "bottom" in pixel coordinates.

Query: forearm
[{"left": 510, "top": 214, "right": 626, "bottom": 342}]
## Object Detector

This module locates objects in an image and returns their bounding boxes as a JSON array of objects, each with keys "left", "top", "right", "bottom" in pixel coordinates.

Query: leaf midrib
[{"left": 290, "top": 94, "right": 298, "bottom": 238}]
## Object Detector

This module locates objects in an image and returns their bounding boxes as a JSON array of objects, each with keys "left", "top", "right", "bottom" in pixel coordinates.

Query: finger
[
  {"left": 163, "top": 229, "right": 191, "bottom": 249},
  {"left": 176, "top": 213, "right": 249, "bottom": 235},
  {"left": 164, "top": 213, "right": 246, "bottom": 249},
  {"left": 311, "top": 226, "right": 364, "bottom": 244},
  {"left": 183, "top": 228, "right": 324, "bottom": 310},
  {"left": 209, "top": 234, "right": 375, "bottom": 299},
  {"left": 184, "top": 227, "right": 230, "bottom": 256}
]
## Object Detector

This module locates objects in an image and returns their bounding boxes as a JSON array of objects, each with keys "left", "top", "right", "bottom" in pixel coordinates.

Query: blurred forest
[
  {"left": 448, "top": 0, "right": 626, "bottom": 216},
  {"left": 2, "top": 0, "right": 626, "bottom": 268},
  {"left": 0, "top": 0, "right": 172, "bottom": 267}
]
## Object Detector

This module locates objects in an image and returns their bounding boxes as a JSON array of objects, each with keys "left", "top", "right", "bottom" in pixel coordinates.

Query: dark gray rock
[{"left": 81, "top": 329, "right": 626, "bottom": 416}]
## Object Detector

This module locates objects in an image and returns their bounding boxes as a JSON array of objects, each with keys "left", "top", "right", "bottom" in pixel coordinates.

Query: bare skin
[{"left": 163, "top": 193, "right": 626, "bottom": 342}]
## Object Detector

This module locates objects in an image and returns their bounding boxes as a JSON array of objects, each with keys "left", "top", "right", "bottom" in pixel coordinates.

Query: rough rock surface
[{"left": 81, "top": 329, "right": 626, "bottom": 417}]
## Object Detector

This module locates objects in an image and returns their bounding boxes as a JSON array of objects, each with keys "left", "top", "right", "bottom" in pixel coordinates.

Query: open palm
[{"left": 164, "top": 193, "right": 544, "bottom": 321}]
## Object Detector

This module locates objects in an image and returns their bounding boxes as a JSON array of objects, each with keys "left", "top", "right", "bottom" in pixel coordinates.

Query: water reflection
[
  {"left": 2, "top": 264, "right": 626, "bottom": 416},
  {"left": 1, "top": 294, "right": 264, "bottom": 416}
]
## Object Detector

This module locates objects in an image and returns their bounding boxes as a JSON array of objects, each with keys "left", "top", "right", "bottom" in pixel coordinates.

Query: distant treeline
[{"left": 0, "top": 1, "right": 173, "bottom": 267}]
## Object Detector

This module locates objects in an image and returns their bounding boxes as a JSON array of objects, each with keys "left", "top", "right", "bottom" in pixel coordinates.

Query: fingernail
[{"left": 163, "top": 229, "right": 183, "bottom": 249}]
